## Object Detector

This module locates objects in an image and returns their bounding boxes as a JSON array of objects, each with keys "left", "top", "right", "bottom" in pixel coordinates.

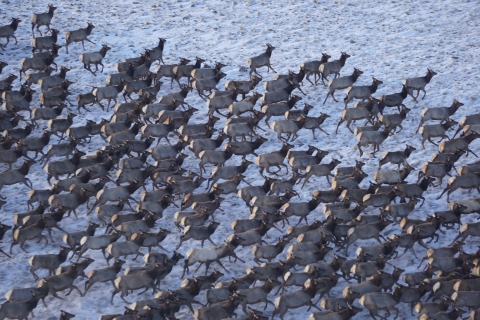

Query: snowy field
[{"left": 0, "top": 0, "right": 479, "bottom": 319}]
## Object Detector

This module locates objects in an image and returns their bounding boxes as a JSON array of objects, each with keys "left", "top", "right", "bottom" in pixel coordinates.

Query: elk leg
[
  {"left": 120, "top": 292, "right": 131, "bottom": 304},
  {"left": 267, "top": 63, "right": 277, "bottom": 73},
  {"left": 421, "top": 89, "right": 427, "bottom": 100},
  {"left": 0, "top": 248, "right": 11, "bottom": 258},
  {"left": 427, "top": 138, "right": 441, "bottom": 147},
  {"left": 194, "top": 262, "right": 204, "bottom": 273},
  {"left": 418, "top": 239, "right": 429, "bottom": 249},
  {"left": 137, "top": 287, "right": 149, "bottom": 295},
  {"left": 323, "top": 92, "right": 331, "bottom": 105},
  {"left": 24, "top": 178, "right": 33, "bottom": 189},
  {"left": 331, "top": 91, "right": 339, "bottom": 102},
  {"left": 207, "top": 238, "right": 216, "bottom": 246},
  {"left": 50, "top": 289, "right": 65, "bottom": 300},
  {"left": 68, "top": 284, "right": 83, "bottom": 297},
  {"left": 357, "top": 143, "right": 364, "bottom": 157},
  {"left": 467, "top": 148, "right": 478, "bottom": 157}
]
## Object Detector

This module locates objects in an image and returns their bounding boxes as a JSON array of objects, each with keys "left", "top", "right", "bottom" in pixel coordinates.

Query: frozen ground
[{"left": 0, "top": 0, "right": 479, "bottom": 319}]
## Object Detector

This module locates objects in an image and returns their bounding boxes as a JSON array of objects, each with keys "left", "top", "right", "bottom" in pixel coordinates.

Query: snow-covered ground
[{"left": 0, "top": 0, "right": 479, "bottom": 319}]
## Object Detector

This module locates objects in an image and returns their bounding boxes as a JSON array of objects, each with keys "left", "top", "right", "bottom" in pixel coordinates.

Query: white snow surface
[{"left": 0, "top": 0, "right": 479, "bottom": 319}]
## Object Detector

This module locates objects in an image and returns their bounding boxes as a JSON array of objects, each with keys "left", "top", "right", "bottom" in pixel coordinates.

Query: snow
[{"left": 0, "top": 0, "right": 479, "bottom": 319}]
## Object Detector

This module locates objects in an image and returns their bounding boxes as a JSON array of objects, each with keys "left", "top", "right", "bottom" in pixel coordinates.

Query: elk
[
  {"left": 76, "top": 91, "right": 96, "bottom": 112},
  {"left": 235, "top": 278, "right": 280, "bottom": 314},
  {"left": 79, "top": 44, "right": 111, "bottom": 75},
  {"left": 402, "top": 68, "right": 437, "bottom": 101},
  {"left": 123, "top": 72, "right": 154, "bottom": 101},
  {"left": 285, "top": 103, "right": 314, "bottom": 121},
  {"left": 0, "top": 159, "right": 35, "bottom": 196},
  {"left": 264, "top": 69, "right": 304, "bottom": 92},
  {"left": 194, "top": 294, "right": 245, "bottom": 320},
  {"left": 225, "top": 75, "right": 263, "bottom": 100},
  {"left": 47, "top": 112, "right": 77, "bottom": 139},
  {"left": 356, "top": 126, "right": 390, "bottom": 157},
  {"left": 28, "top": 246, "right": 71, "bottom": 281},
  {"left": 76, "top": 232, "right": 121, "bottom": 259},
  {"left": 113, "top": 212, "right": 157, "bottom": 240},
  {"left": 248, "top": 44, "right": 276, "bottom": 76},
  {"left": 453, "top": 113, "right": 480, "bottom": 138},
  {"left": 379, "top": 106, "right": 411, "bottom": 133},
  {"left": 0, "top": 292, "right": 44, "bottom": 320},
  {"left": 414, "top": 297, "right": 451, "bottom": 315},
  {"left": 223, "top": 133, "right": 265, "bottom": 158},
  {"left": 271, "top": 116, "right": 308, "bottom": 142},
  {"left": 359, "top": 292, "right": 400, "bottom": 319},
  {"left": 394, "top": 176, "right": 435, "bottom": 205},
  {"left": 176, "top": 221, "right": 220, "bottom": 249},
  {"left": 132, "top": 229, "right": 171, "bottom": 253},
  {"left": 228, "top": 92, "right": 262, "bottom": 117},
  {"left": 324, "top": 68, "right": 363, "bottom": 104},
  {"left": 22, "top": 67, "right": 51, "bottom": 88},
  {"left": 30, "top": 28, "right": 59, "bottom": 53},
  {"left": 0, "top": 147, "right": 24, "bottom": 170},
  {"left": 350, "top": 254, "right": 390, "bottom": 282},
  {"left": 237, "top": 177, "right": 278, "bottom": 206},
  {"left": 344, "top": 218, "right": 392, "bottom": 254},
  {"left": 439, "top": 131, "right": 480, "bottom": 156},
  {"left": 191, "top": 61, "right": 226, "bottom": 80},
  {"left": 92, "top": 80, "right": 125, "bottom": 110},
  {"left": 437, "top": 173, "right": 480, "bottom": 202},
  {"left": 336, "top": 98, "right": 375, "bottom": 133},
  {"left": 63, "top": 222, "right": 100, "bottom": 251},
  {"left": 156, "top": 58, "right": 190, "bottom": 89},
  {"left": 382, "top": 198, "right": 419, "bottom": 222},
  {"left": 2, "top": 86, "right": 34, "bottom": 113},
  {"left": 418, "top": 241, "right": 464, "bottom": 269},
  {"left": 300, "top": 52, "right": 331, "bottom": 85},
  {"left": 10, "top": 216, "right": 48, "bottom": 253},
  {"left": 261, "top": 95, "right": 302, "bottom": 126},
  {"left": 19, "top": 53, "right": 58, "bottom": 81},
  {"left": 207, "top": 87, "right": 239, "bottom": 116},
  {"left": 5, "top": 286, "right": 49, "bottom": 307},
  {"left": 182, "top": 234, "right": 245, "bottom": 277},
  {"left": 372, "top": 160, "right": 414, "bottom": 185},
  {"left": 0, "top": 18, "right": 21, "bottom": 47},
  {"left": 48, "top": 188, "right": 90, "bottom": 217},
  {"left": 105, "top": 235, "right": 144, "bottom": 264},
  {"left": 318, "top": 52, "right": 351, "bottom": 86},
  {"left": 65, "top": 22, "right": 95, "bottom": 53},
  {"left": 417, "top": 99, "right": 464, "bottom": 132},
  {"left": 378, "top": 145, "right": 416, "bottom": 169},
  {"left": 380, "top": 84, "right": 409, "bottom": 111},
  {"left": 453, "top": 221, "right": 480, "bottom": 243},
  {"left": 256, "top": 143, "right": 294, "bottom": 177},
  {"left": 251, "top": 238, "right": 287, "bottom": 264},
  {"left": 192, "top": 71, "right": 227, "bottom": 99},
  {"left": 144, "top": 37, "right": 166, "bottom": 65},
  {"left": 335, "top": 160, "right": 366, "bottom": 177},
  {"left": 344, "top": 77, "right": 383, "bottom": 108},
  {"left": 31, "top": 4, "right": 57, "bottom": 36},
  {"left": 418, "top": 157, "right": 455, "bottom": 186},
  {"left": 261, "top": 81, "right": 303, "bottom": 106},
  {"left": 198, "top": 144, "right": 238, "bottom": 175},
  {"left": 280, "top": 195, "right": 323, "bottom": 225},
  {"left": 43, "top": 150, "right": 85, "bottom": 182},
  {"left": 173, "top": 56, "right": 205, "bottom": 86},
  {"left": 111, "top": 263, "right": 166, "bottom": 304},
  {"left": 331, "top": 168, "right": 368, "bottom": 190},
  {"left": 271, "top": 278, "right": 326, "bottom": 319}
]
